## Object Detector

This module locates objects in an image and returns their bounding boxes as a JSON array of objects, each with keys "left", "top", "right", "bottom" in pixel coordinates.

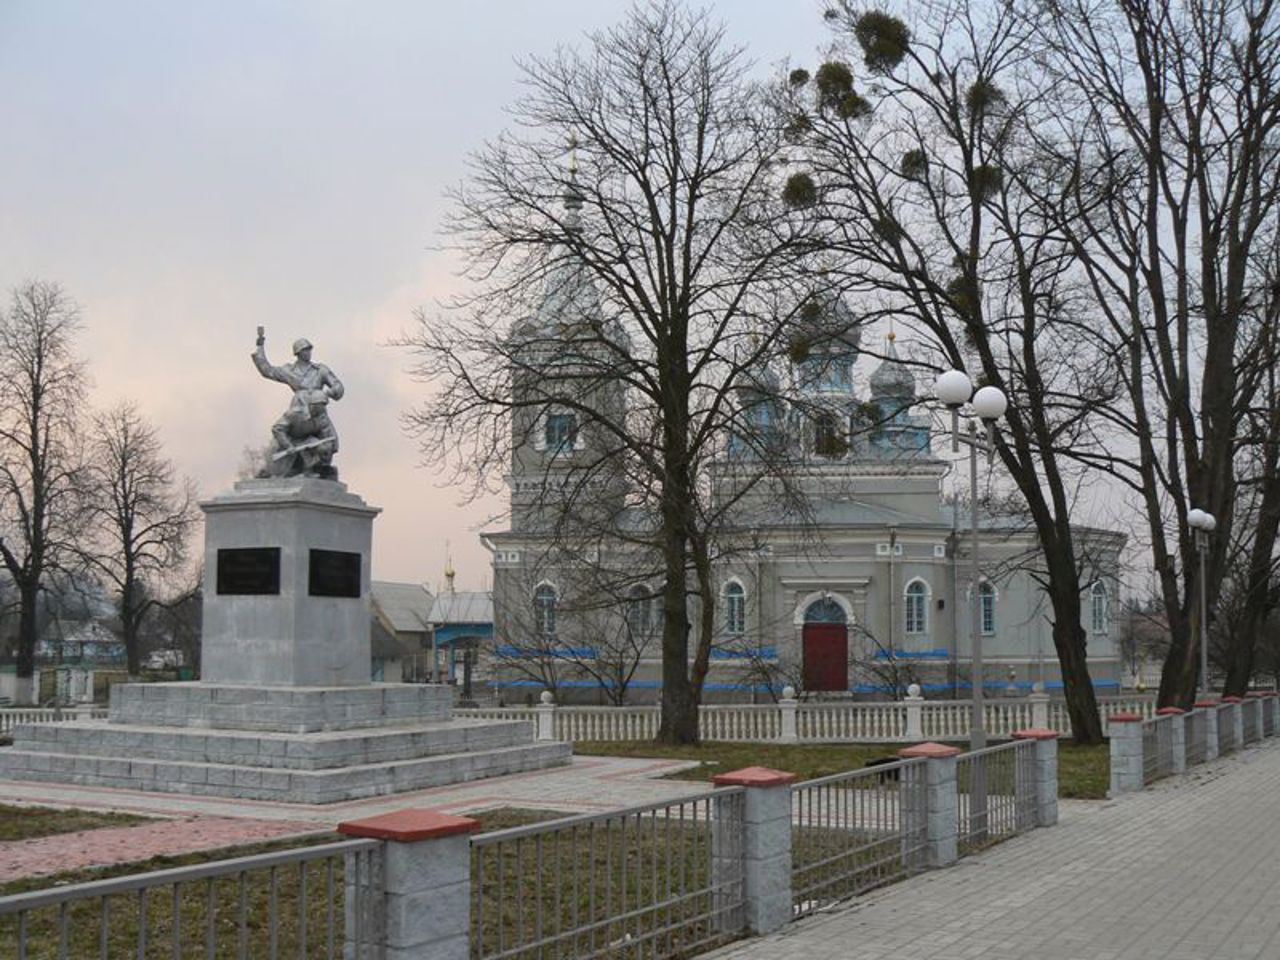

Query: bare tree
[
  {"left": 83, "top": 402, "right": 198, "bottom": 677},
  {"left": 0, "top": 281, "right": 89, "bottom": 704},
  {"left": 1027, "top": 0, "right": 1280, "bottom": 705},
  {"left": 401, "top": 2, "right": 814, "bottom": 742},
  {"left": 781, "top": 1, "right": 1117, "bottom": 740}
]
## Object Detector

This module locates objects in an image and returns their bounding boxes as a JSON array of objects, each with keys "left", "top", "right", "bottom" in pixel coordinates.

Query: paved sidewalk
[
  {"left": 0, "top": 816, "right": 327, "bottom": 881},
  {"left": 0, "top": 754, "right": 707, "bottom": 825},
  {"left": 711, "top": 739, "right": 1280, "bottom": 960}
]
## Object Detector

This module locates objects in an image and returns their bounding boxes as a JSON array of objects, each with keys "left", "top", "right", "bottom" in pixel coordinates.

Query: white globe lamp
[
  {"left": 971, "top": 385, "right": 1008, "bottom": 421},
  {"left": 1187, "top": 508, "right": 1208, "bottom": 530},
  {"left": 934, "top": 369, "right": 973, "bottom": 408}
]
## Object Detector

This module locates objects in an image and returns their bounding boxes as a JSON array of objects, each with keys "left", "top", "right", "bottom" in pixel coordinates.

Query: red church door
[{"left": 802, "top": 622, "right": 848, "bottom": 692}]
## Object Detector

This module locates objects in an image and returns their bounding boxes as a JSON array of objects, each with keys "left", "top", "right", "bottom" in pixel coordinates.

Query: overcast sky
[{"left": 0, "top": 1, "right": 835, "bottom": 591}]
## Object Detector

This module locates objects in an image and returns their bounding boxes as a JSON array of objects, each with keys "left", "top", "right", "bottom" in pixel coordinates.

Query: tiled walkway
[
  {"left": 0, "top": 816, "right": 327, "bottom": 881},
  {"left": 710, "top": 739, "right": 1280, "bottom": 960},
  {"left": 0, "top": 754, "right": 709, "bottom": 880}
]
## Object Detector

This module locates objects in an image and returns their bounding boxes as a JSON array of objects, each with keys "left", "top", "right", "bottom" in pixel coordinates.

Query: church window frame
[
  {"left": 533, "top": 582, "right": 558, "bottom": 637},
  {"left": 904, "top": 578, "right": 929, "bottom": 636},
  {"left": 1091, "top": 580, "right": 1109, "bottom": 635},
  {"left": 723, "top": 579, "right": 746, "bottom": 636},
  {"left": 978, "top": 581, "right": 997, "bottom": 636}
]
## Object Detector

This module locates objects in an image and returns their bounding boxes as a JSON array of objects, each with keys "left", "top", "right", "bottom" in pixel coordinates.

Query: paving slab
[
  {"left": 709, "top": 740, "right": 1280, "bottom": 960},
  {"left": 0, "top": 754, "right": 707, "bottom": 829}
]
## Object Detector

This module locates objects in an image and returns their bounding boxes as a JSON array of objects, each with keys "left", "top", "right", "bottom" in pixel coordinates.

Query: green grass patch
[
  {"left": 1057, "top": 741, "right": 1109, "bottom": 799},
  {"left": 0, "top": 833, "right": 347, "bottom": 959},
  {"left": 0, "top": 803, "right": 151, "bottom": 842},
  {"left": 576, "top": 738, "right": 1112, "bottom": 799},
  {"left": 575, "top": 740, "right": 906, "bottom": 783}
]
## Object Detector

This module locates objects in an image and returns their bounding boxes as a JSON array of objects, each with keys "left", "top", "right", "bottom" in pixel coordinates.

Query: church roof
[
  {"left": 370, "top": 581, "right": 433, "bottom": 634},
  {"left": 429, "top": 590, "right": 493, "bottom": 625}
]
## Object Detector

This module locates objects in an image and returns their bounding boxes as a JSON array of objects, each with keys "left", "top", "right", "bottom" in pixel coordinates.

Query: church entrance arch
[{"left": 801, "top": 597, "right": 849, "bottom": 692}]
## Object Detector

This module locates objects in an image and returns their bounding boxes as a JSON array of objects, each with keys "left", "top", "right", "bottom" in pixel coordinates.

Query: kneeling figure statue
[{"left": 251, "top": 327, "right": 344, "bottom": 480}]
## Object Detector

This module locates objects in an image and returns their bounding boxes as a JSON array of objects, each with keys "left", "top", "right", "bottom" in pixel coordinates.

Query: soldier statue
[{"left": 252, "top": 328, "right": 344, "bottom": 480}]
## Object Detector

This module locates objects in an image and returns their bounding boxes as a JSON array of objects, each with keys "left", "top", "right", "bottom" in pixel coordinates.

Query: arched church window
[
  {"left": 905, "top": 580, "right": 929, "bottom": 635},
  {"left": 724, "top": 581, "right": 746, "bottom": 635},
  {"left": 626, "top": 585, "right": 652, "bottom": 636},
  {"left": 544, "top": 413, "right": 578, "bottom": 454},
  {"left": 533, "top": 583, "right": 558, "bottom": 636},
  {"left": 979, "top": 582, "right": 997, "bottom": 635},
  {"left": 813, "top": 414, "right": 846, "bottom": 457},
  {"left": 804, "top": 597, "right": 847, "bottom": 624},
  {"left": 1091, "top": 581, "right": 1109, "bottom": 634}
]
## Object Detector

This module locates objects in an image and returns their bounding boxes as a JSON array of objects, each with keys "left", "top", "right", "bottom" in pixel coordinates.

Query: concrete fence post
[
  {"left": 1222, "top": 696, "right": 1244, "bottom": 751},
  {"left": 1107, "top": 712, "right": 1145, "bottom": 796},
  {"left": 1155, "top": 707, "right": 1186, "bottom": 774},
  {"left": 904, "top": 685, "right": 924, "bottom": 741},
  {"left": 537, "top": 690, "right": 556, "bottom": 741},
  {"left": 711, "top": 766, "right": 796, "bottom": 936},
  {"left": 897, "top": 742, "right": 960, "bottom": 868},
  {"left": 1012, "top": 728, "right": 1059, "bottom": 827},
  {"left": 1029, "top": 691, "right": 1050, "bottom": 731},
  {"left": 1245, "top": 694, "right": 1265, "bottom": 742},
  {"left": 1194, "top": 701, "right": 1219, "bottom": 761},
  {"left": 1265, "top": 693, "right": 1280, "bottom": 736},
  {"left": 779, "top": 686, "right": 799, "bottom": 744},
  {"left": 337, "top": 809, "right": 481, "bottom": 960}
]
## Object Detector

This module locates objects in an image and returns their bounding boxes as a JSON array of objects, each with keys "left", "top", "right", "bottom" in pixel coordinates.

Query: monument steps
[
  {"left": 8, "top": 717, "right": 538, "bottom": 770},
  {"left": 0, "top": 739, "right": 572, "bottom": 804}
]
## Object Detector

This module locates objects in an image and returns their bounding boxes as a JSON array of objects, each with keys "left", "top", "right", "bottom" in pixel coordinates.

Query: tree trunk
[
  {"left": 1156, "top": 615, "right": 1198, "bottom": 708},
  {"left": 1052, "top": 613, "right": 1103, "bottom": 744},
  {"left": 656, "top": 496, "right": 696, "bottom": 744}
]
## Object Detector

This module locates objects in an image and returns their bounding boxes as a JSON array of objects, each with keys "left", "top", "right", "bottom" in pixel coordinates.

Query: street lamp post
[
  {"left": 934, "top": 371, "right": 1008, "bottom": 752},
  {"left": 1187, "top": 507, "right": 1217, "bottom": 698}
]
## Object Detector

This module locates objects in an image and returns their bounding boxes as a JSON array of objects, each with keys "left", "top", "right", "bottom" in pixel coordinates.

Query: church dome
[
  {"left": 869, "top": 335, "right": 915, "bottom": 400},
  {"left": 790, "top": 294, "right": 862, "bottom": 361}
]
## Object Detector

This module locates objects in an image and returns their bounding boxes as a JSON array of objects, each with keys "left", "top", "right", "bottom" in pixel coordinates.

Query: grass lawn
[
  {"left": 576, "top": 738, "right": 1112, "bottom": 799},
  {"left": 0, "top": 807, "right": 571, "bottom": 959},
  {"left": 0, "top": 802, "right": 152, "bottom": 842}
]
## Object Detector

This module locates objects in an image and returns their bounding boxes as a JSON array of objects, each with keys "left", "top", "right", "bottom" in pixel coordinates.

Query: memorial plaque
[
  {"left": 216, "top": 547, "right": 281, "bottom": 595},
  {"left": 308, "top": 549, "right": 362, "bottom": 598}
]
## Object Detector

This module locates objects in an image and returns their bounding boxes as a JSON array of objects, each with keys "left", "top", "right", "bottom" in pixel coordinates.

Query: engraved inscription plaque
[
  {"left": 217, "top": 547, "right": 281, "bottom": 595},
  {"left": 308, "top": 549, "right": 361, "bottom": 598}
]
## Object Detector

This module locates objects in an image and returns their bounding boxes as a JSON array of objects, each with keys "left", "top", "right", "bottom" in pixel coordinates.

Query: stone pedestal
[
  {"left": 0, "top": 478, "right": 572, "bottom": 802},
  {"left": 201, "top": 478, "right": 378, "bottom": 687}
]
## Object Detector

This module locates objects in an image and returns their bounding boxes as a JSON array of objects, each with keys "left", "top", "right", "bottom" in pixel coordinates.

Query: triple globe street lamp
[{"left": 933, "top": 369, "right": 1008, "bottom": 752}]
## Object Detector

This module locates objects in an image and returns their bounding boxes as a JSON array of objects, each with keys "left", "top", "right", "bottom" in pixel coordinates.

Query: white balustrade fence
[
  {"left": 0, "top": 706, "right": 107, "bottom": 736},
  {"left": 457, "top": 694, "right": 1158, "bottom": 744}
]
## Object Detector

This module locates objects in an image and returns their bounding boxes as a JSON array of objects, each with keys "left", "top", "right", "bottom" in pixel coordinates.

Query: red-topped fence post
[
  {"left": 711, "top": 766, "right": 797, "bottom": 935},
  {"left": 897, "top": 742, "right": 961, "bottom": 868},
  {"left": 1013, "top": 728, "right": 1059, "bottom": 826},
  {"left": 1194, "top": 701, "right": 1220, "bottom": 762},
  {"left": 338, "top": 808, "right": 482, "bottom": 960},
  {"left": 1156, "top": 707, "right": 1187, "bottom": 774},
  {"left": 1107, "top": 712, "right": 1145, "bottom": 796}
]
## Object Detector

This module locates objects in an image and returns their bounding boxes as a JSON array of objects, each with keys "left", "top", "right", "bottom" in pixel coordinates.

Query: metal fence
[
  {"left": 470, "top": 789, "right": 746, "bottom": 960},
  {"left": 1141, "top": 716, "right": 1175, "bottom": 785},
  {"left": 955, "top": 740, "right": 1036, "bottom": 856},
  {"left": 1217, "top": 704, "right": 1235, "bottom": 754},
  {"left": 0, "top": 838, "right": 383, "bottom": 960},
  {"left": 1185, "top": 710, "right": 1208, "bottom": 766},
  {"left": 789, "top": 757, "right": 927, "bottom": 918}
]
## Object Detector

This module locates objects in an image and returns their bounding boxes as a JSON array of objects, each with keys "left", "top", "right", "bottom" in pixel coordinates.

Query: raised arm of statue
[{"left": 251, "top": 331, "right": 297, "bottom": 388}]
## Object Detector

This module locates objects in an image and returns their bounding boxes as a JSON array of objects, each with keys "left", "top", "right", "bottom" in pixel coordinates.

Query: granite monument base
[{"left": 0, "top": 683, "right": 570, "bottom": 803}]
